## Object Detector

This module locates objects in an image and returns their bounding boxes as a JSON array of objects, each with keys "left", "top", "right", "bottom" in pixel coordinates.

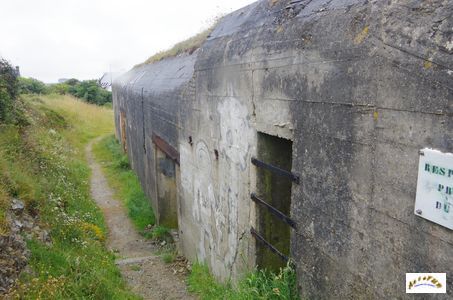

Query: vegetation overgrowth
[
  {"left": 188, "top": 262, "right": 300, "bottom": 300},
  {"left": 1, "top": 93, "right": 139, "bottom": 299},
  {"left": 18, "top": 76, "right": 111, "bottom": 106},
  {"left": 0, "top": 58, "right": 22, "bottom": 124},
  {"left": 136, "top": 18, "right": 221, "bottom": 67},
  {"left": 92, "top": 136, "right": 181, "bottom": 264}
]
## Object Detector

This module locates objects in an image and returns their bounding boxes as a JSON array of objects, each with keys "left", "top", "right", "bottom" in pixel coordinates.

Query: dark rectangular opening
[
  {"left": 153, "top": 135, "right": 179, "bottom": 229},
  {"left": 255, "top": 132, "right": 293, "bottom": 271},
  {"left": 120, "top": 111, "right": 127, "bottom": 152}
]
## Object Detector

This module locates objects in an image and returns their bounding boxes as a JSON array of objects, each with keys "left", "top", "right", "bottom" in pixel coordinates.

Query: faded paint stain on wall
[{"left": 180, "top": 95, "right": 254, "bottom": 279}]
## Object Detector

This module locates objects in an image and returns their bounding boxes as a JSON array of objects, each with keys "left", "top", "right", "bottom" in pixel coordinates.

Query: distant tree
[
  {"left": 67, "top": 80, "right": 111, "bottom": 106},
  {"left": 16, "top": 75, "right": 111, "bottom": 106},
  {"left": 18, "top": 77, "right": 49, "bottom": 94},
  {"left": 48, "top": 83, "right": 69, "bottom": 95},
  {"left": 0, "top": 58, "right": 18, "bottom": 122},
  {"left": 65, "top": 78, "right": 80, "bottom": 86}
]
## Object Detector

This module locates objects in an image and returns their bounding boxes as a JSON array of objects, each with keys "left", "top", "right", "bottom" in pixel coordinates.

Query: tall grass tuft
[
  {"left": 188, "top": 261, "right": 300, "bottom": 300},
  {"left": 135, "top": 17, "right": 222, "bottom": 67}
]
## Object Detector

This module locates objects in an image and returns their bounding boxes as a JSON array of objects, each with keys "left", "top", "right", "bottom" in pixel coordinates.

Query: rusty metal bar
[
  {"left": 250, "top": 227, "right": 288, "bottom": 262},
  {"left": 251, "top": 157, "right": 299, "bottom": 184},
  {"left": 141, "top": 88, "right": 146, "bottom": 154},
  {"left": 251, "top": 193, "right": 297, "bottom": 229},
  {"left": 152, "top": 133, "right": 180, "bottom": 165}
]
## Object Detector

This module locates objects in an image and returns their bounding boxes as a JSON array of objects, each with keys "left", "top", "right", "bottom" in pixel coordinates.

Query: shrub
[
  {"left": 68, "top": 80, "right": 111, "bottom": 106},
  {"left": 0, "top": 58, "right": 18, "bottom": 122},
  {"left": 18, "top": 76, "right": 112, "bottom": 107},
  {"left": 18, "top": 77, "right": 49, "bottom": 95},
  {"left": 48, "top": 83, "right": 70, "bottom": 95}
]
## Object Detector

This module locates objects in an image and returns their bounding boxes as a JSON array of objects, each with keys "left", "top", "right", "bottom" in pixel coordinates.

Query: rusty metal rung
[
  {"left": 152, "top": 133, "right": 180, "bottom": 165},
  {"left": 251, "top": 157, "right": 299, "bottom": 184},
  {"left": 251, "top": 193, "right": 297, "bottom": 229},
  {"left": 250, "top": 227, "right": 289, "bottom": 262}
]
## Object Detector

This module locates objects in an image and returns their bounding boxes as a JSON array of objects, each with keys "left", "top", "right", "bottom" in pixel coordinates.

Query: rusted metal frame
[
  {"left": 152, "top": 133, "right": 180, "bottom": 165},
  {"left": 250, "top": 227, "right": 289, "bottom": 262},
  {"left": 251, "top": 157, "right": 300, "bottom": 184},
  {"left": 141, "top": 88, "right": 146, "bottom": 154},
  {"left": 251, "top": 193, "right": 297, "bottom": 229}
]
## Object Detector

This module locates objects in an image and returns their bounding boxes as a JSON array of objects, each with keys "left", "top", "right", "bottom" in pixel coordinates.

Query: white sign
[
  {"left": 414, "top": 148, "right": 453, "bottom": 229},
  {"left": 406, "top": 273, "right": 446, "bottom": 293}
]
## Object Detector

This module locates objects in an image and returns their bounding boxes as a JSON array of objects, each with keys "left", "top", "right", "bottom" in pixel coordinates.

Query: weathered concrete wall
[
  {"left": 114, "top": 0, "right": 453, "bottom": 298},
  {"left": 114, "top": 54, "right": 197, "bottom": 226}
]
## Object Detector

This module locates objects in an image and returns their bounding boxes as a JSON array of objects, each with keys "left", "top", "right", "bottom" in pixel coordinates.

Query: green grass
[
  {"left": 188, "top": 262, "right": 300, "bottom": 300},
  {"left": 92, "top": 134, "right": 180, "bottom": 269},
  {"left": 143, "top": 225, "right": 171, "bottom": 240},
  {"left": 135, "top": 18, "right": 221, "bottom": 67},
  {"left": 130, "top": 265, "right": 141, "bottom": 271},
  {"left": 92, "top": 135, "right": 155, "bottom": 231},
  {"left": 2, "top": 95, "right": 140, "bottom": 299},
  {"left": 34, "top": 94, "right": 114, "bottom": 158},
  {"left": 161, "top": 251, "right": 177, "bottom": 264}
]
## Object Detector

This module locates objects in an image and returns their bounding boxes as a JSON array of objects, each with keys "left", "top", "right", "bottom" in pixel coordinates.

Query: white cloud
[{"left": 0, "top": 0, "right": 256, "bottom": 82}]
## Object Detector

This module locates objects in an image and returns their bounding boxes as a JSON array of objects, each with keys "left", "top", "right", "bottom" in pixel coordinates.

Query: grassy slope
[
  {"left": 2, "top": 95, "right": 139, "bottom": 299},
  {"left": 42, "top": 94, "right": 114, "bottom": 152},
  {"left": 92, "top": 135, "right": 155, "bottom": 231}
]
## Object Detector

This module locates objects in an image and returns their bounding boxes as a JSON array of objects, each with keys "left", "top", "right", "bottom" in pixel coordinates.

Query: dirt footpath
[{"left": 86, "top": 138, "right": 195, "bottom": 300}]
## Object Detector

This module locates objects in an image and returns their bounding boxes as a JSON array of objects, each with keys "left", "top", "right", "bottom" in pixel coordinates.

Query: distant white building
[{"left": 98, "top": 72, "right": 120, "bottom": 92}]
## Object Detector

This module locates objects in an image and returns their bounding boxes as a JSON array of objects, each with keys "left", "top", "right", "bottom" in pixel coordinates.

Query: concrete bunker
[
  {"left": 113, "top": 0, "right": 453, "bottom": 297},
  {"left": 252, "top": 132, "right": 295, "bottom": 271}
]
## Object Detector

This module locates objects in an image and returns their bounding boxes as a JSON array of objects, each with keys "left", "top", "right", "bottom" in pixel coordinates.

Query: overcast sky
[{"left": 0, "top": 0, "right": 256, "bottom": 83}]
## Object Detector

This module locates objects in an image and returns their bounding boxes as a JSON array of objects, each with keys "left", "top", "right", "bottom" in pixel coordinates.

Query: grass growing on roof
[
  {"left": 3, "top": 95, "right": 139, "bottom": 299},
  {"left": 92, "top": 134, "right": 155, "bottom": 231},
  {"left": 136, "top": 18, "right": 221, "bottom": 67}
]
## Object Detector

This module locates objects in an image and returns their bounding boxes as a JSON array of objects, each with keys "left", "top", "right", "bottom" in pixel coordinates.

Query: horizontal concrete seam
[
  {"left": 294, "top": 221, "right": 447, "bottom": 276},
  {"left": 301, "top": 100, "right": 448, "bottom": 116},
  {"left": 372, "top": 39, "right": 453, "bottom": 91},
  {"left": 294, "top": 200, "right": 453, "bottom": 249},
  {"left": 301, "top": 132, "right": 448, "bottom": 151},
  {"left": 145, "top": 108, "right": 177, "bottom": 120},
  {"left": 375, "top": 37, "right": 453, "bottom": 71},
  {"left": 192, "top": 92, "right": 448, "bottom": 116},
  {"left": 142, "top": 114, "right": 182, "bottom": 130},
  {"left": 195, "top": 56, "right": 364, "bottom": 73},
  {"left": 296, "top": 256, "right": 386, "bottom": 299}
]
